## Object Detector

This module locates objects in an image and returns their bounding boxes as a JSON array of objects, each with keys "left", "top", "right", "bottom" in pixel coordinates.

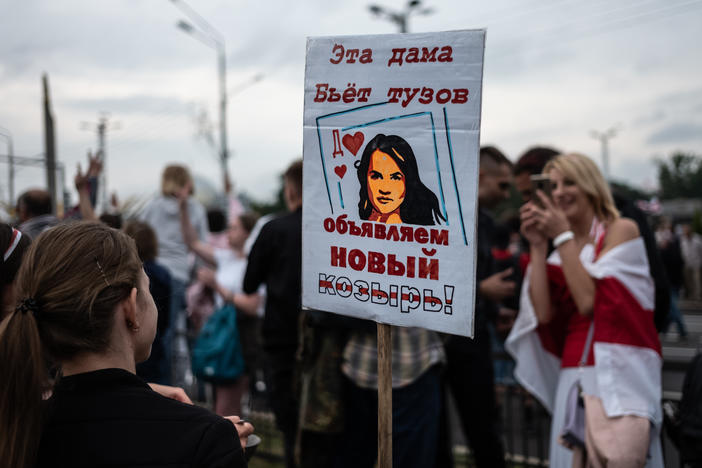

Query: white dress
[{"left": 506, "top": 238, "right": 663, "bottom": 468}]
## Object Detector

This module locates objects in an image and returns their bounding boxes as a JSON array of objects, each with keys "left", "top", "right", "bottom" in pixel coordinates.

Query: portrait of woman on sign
[{"left": 355, "top": 134, "right": 445, "bottom": 226}]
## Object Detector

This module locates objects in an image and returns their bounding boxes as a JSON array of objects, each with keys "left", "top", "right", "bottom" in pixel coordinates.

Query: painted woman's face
[{"left": 367, "top": 149, "right": 406, "bottom": 215}]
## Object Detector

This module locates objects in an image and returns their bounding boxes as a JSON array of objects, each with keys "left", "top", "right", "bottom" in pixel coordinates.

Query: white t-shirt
[
  {"left": 140, "top": 195, "right": 208, "bottom": 282},
  {"left": 213, "top": 248, "right": 247, "bottom": 309}
]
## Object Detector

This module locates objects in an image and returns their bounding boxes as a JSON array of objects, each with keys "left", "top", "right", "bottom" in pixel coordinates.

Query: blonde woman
[
  {"left": 140, "top": 165, "right": 209, "bottom": 387},
  {"left": 506, "top": 153, "right": 662, "bottom": 467}
]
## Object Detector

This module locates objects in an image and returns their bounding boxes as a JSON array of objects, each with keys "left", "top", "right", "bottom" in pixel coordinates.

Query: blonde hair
[
  {"left": 161, "top": 165, "right": 193, "bottom": 196},
  {"left": 543, "top": 153, "right": 619, "bottom": 222}
]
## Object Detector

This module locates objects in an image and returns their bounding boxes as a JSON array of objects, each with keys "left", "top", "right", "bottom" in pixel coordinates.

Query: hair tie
[{"left": 17, "top": 298, "right": 40, "bottom": 317}]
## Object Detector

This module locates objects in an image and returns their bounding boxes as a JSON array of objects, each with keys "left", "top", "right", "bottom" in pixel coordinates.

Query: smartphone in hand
[{"left": 529, "top": 175, "right": 552, "bottom": 207}]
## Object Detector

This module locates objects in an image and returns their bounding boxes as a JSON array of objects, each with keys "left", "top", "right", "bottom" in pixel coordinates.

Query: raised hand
[
  {"left": 74, "top": 162, "right": 89, "bottom": 192},
  {"left": 148, "top": 383, "right": 193, "bottom": 404},
  {"left": 534, "top": 190, "right": 571, "bottom": 239},
  {"left": 520, "top": 201, "right": 548, "bottom": 247},
  {"left": 223, "top": 416, "right": 255, "bottom": 450},
  {"left": 87, "top": 150, "right": 103, "bottom": 177},
  {"left": 175, "top": 181, "right": 192, "bottom": 206},
  {"left": 479, "top": 267, "right": 516, "bottom": 302}
]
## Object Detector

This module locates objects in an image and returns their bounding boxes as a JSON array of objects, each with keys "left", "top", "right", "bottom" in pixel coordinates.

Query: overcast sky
[{"left": 1, "top": 0, "right": 701, "bottom": 209}]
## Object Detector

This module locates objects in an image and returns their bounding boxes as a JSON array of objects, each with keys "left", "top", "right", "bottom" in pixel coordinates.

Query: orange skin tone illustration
[{"left": 366, "top": 149, "right": 406, "bottom": 224}]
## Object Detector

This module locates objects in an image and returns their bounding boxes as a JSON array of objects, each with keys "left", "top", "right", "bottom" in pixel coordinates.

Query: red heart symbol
[
  {"left": 342, "top": 132, "right": 364, "bottom": 156},
  {"left": 334, "top": 164, "right": 347, "bottom": 179}
]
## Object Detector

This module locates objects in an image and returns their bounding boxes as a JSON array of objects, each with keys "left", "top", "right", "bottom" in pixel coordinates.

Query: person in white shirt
[
  {"left": 680, "top": 224, "right": 702, "bottom": 300},
  {"left": 178, "top": 185, "right": 261, "bottom": 416},
  {"left": 140, "top": 165, "right": 209, "bottom": 389}
]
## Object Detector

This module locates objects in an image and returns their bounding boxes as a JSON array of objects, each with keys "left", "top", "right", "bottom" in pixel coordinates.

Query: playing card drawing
[{"left": 302, "top": 31, "right": 485, "bottom": 337}]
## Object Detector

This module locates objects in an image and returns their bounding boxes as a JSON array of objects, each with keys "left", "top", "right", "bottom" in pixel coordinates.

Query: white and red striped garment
[{"left": 506, "top": 236, "right": 662, "bottom": 426}]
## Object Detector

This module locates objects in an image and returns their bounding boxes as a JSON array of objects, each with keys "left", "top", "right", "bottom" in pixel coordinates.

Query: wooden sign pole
[{"left": 377, "top": 323, "right": 392, "bottom": 468}]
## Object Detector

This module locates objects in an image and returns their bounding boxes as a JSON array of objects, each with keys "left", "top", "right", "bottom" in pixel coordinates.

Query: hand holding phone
[{"left": 529, "top": 175, "right": 552, "bottom": 207}]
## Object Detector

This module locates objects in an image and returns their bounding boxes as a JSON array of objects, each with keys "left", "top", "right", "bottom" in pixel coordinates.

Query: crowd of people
[{"left": 0, "top": 143, "right": 700, "bottom": 468}]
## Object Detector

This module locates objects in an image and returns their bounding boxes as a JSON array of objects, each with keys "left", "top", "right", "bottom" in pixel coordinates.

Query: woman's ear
[{"left": 121, "top": 287, "right": 139, "bottom": 331}]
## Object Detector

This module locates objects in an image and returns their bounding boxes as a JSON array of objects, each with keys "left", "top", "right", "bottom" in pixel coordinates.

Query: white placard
[{"left": 302, "top": 30, "right": 485, "bottom": 337}]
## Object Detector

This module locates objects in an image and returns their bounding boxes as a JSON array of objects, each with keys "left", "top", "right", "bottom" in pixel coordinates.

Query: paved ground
[
  {"left": 661, "top": 299, "right": 702, "bottom": 397},
  {"left": 448, "top": 301, "right": 702, "bottom": 467},
  {"left": 658, "top": 300, "right": 702, "bottom": 468}
]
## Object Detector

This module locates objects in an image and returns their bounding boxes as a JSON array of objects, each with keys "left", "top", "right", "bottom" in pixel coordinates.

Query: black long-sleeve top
[
  {"left": 38, "top": 368, "right": 246, "bottom": 468},
  {"left": 243, "top": 207, "right": 302, "bottom": 350}
]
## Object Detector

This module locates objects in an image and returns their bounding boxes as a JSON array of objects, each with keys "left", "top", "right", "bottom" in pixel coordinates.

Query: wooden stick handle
[{"left": 377, "top": 323, "right": 392, "bottom": 468}]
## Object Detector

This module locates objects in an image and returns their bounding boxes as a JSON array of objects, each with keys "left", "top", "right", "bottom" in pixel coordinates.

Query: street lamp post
[
  {"left": 590, "top": 126, "right": 618, "bottom": 180},
  {"left": 0, "top": 126, "right": 14, "bottom": 206},
  {"left": 172, "top": 1, "right": 229, "bottom": 189},
  {"left": 368, "top": 0, "right": 434, "bottom": 33}
]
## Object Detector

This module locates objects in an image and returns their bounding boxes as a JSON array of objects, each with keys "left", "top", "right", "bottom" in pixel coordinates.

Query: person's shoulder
[
  {"left": 142, "top": 385, "right": 227, "bottom": 425},
  {"left": 145, "top": 194, "right": 168, "bottom": 207},
  {"left": 144, "top": 260, "right": 171, "bottom": 282},
  {"left": 134, "top": 392, "right": 244, "bottom": 466},
  {"left": 260, "top": 212, "right": 289, "bottom": 231},
  {"left": 141, "top": 195, "right": 168, "bottom": 215},
  {"left": 187, "top": 197, "right": 207, "bottom": 214},
  {"left": 605, "top": 217, "right": 640, "bottom": 246}
]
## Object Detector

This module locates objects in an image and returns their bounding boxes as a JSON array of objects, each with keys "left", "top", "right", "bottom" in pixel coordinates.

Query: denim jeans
[
  {"left": 335, "top": 365, "right": 442, "bottom": 468},
  {"left": 168, "top": 277, "right": 192, "bottom": 389},
  {"left": 665, "top": 287, "right": 688, "bottom": 337}
]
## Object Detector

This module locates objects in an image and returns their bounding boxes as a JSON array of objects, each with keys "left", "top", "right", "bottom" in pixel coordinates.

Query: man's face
[
  {"left": 284, "top": 179, "right": 302, "bottom": 211},
  {"left": 16, "top": 199, "right": 28, "bottom": 222},
  {"left": 514, "top": 172, "right": 533, "bottom": 203},
  {"left": 479, "top": 163, "right": 512, "bottom": 209}
]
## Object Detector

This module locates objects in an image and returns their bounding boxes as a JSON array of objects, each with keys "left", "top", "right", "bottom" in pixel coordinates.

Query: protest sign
[{"left": 302, "top": 30, "right": 485, "bottom": 338}]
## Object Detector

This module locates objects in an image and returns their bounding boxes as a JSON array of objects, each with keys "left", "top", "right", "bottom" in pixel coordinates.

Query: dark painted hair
[{"left": 354, "top": 134, "right": 446, "bottom": 226}]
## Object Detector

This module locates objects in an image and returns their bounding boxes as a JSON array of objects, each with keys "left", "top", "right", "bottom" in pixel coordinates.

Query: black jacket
[
  {"left": 37, "top": 368, "right": 246, "bottom": 468},
  {"left": 243, "top": 207, "right": 302, "bottom": 350},
  {"left": 444, "top": 208, "right": 497, "bottom": 354}
]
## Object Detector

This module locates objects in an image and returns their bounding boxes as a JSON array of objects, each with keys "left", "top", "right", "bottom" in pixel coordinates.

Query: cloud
[
  {"left": 632, "top": 109, "right": 666, "bottom": 127},
  {"left": 63, "top": 95, "right": 193, "bottom": 115},
  {"left": 655, "top": 87, "right": 702, "bottom": 108},
  {"left": 2, "top": 0, "right": 702, "bottom": 206},
  {"left": 647, "top": 123, "right": 702, "bottom": 145}
]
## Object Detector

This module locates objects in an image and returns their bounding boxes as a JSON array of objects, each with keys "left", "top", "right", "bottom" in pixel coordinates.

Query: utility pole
[
  {"left": 43, "top": 74, "right": 57, "bottom": 214},
  {"left": 0, "top": 126, "right": 13, "bottom": 206},
  {"left": 590, "top": 127, "right": 618, "bottom": 180},
  {"left": 172, "top": 0, "right": 229, "bottom": 191},
  {"left": 0, "top": 153, "right": 66, "bottom": 213},
  {"left": 368, "top": 0, "right": 434, "bottom": 33},
  {"left": 82, "top": 114, "right": 119, "bottom": 212}
]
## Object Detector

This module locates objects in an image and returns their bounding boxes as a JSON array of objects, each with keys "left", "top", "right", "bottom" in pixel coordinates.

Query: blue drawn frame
[{"left": 314, "top": 101, "right": 468, "bottom": 245}]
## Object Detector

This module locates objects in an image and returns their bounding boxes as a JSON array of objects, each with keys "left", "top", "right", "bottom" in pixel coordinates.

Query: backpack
[{"left": 191, "top": 304, "right": 245, "bottom": 383}]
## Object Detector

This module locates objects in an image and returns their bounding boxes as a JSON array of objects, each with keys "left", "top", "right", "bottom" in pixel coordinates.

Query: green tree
[
  {"left": 243, "top": 174, "right": 286, "bottom": 216},
  {"left": 655, "top": 151, "right": 702, "bottom": 200},
  {"left": 609, "top": 179, "right": 653, "bottom": 202},
  {"left": 693, "top": 210, "right": 702, "bottom": 236}
]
